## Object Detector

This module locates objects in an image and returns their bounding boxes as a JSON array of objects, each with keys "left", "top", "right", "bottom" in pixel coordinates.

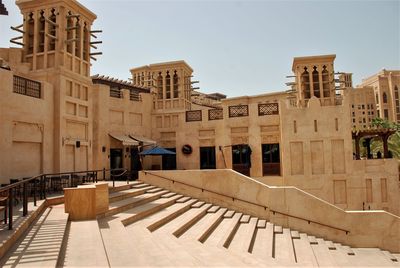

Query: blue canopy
[{"left": 139, "top": 146, "right": 176, "bottom": 156}]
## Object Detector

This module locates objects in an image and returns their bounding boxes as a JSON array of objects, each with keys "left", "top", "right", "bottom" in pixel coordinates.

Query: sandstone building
[{"left": 0, "top": 0, "right": 399, "bottom": 229}]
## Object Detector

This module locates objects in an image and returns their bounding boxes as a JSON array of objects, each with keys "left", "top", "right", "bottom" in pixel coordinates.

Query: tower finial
[{"left": 0, "top": 0, "right": 8, "bottom": 15}]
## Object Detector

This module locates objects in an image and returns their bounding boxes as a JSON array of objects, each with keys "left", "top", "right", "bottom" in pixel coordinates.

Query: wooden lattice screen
[
  {"left": 228, "top": 105, "right": 248, "bottom": 118},
  {"left": 208, "top": 109, "right": 223, "bottom": 120},
  {"left": 186, "top": 110, "right": 202, "bottom": 122},
  {"left": 258, "top": 103, "right": 279, "bottom": 116}
]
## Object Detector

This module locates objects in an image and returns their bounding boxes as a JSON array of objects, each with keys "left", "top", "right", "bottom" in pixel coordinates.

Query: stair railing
[
  {"left": 142, "top": 171, "right": 350, "bottom": 234},
  {"left": 0, "top": 167, "right": 127, "bottom": 230}
]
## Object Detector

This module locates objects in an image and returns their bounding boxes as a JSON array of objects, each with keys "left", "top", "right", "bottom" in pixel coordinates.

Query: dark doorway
[
  {"left": 200, "top": 146, "right": 216, "bottom": 169},
  {"left": 162, "top": 148, "right": 176, "bottom": 170},
  {"left": 232, "top": 144, "right": 251, "bottom": 176},
  {"left": 130, "top": 147, "right": 142, "bottom": 180},
  {"left": 110, "top": 149, "right": 123, "bottom": 169},
  {"left": 262, "top": 144, "right": 281, "bottom": 176}
]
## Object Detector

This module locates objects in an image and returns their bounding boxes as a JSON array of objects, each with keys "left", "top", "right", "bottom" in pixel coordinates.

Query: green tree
[{"left": 370, "top": 118, "right": 400, "bottom": 159}]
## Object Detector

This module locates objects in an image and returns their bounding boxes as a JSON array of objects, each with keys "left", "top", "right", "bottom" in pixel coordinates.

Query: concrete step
[
  {"left": 98, "top": 217, "right": 175, "bottom": 266},
  {"left": 332, "top": 243, "right": 358, "bottom": 267},
  {"left": 228, "top": 216, "right": 258, "bottom": 253},
  {"left": 183, "top": 207, "right": 227, "bottom": 242},
  {"left": 130, "top": 225, "right": 266, "bottom": 267},
  {"left": 203, "top": 212, "right": 242, "bottom": 247},
  {"left": 325, "top": 240, "right": 336, "bottom": 250},
  {"left": 120, "top": 194, "right": 184, "bottom": 226},
  {"left": 104, "top": 190, "right": 169, "bottom": 217},
  {"left": 108, "top": 181, "right": 145, "bottom": 192},
  {"left": 146, "top": 198, "right": 198, "bottom": 232},
  {"left": 274, "top": 227, "right": 296, "bottom": 263},
  {"left": 382, "top": 250, "right": 400, "bottom": 263},
  {"left": 251, "top": 221, "right": 274, "bottom": 260},
  {"left": 350, "top": 248, "right": 397, "bottom": 267},
  {"left": 108, "top": 185, "right": 156, "bottom": 202},
  {"left": 153, "top": 202, "right": 211, "bottom": 236},
  {"left": 310, "top": 238, "right": 338, "bottom": 266},
  {"left": 292, "top": 233, "right": 318, "bottom": 266},
  {"left": 61, "top": 220, "right": 108, "bottom": 267},
  {"left": 1, "top": 205, "right": 68, "bottom": 268},
  {"left": 172, "top": 203, "right": 213, "bottom": 238}
]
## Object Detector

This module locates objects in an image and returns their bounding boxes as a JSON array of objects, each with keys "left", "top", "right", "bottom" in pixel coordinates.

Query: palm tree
[{"left": 370, "top": 118, "right": 400, "bottom": 159}]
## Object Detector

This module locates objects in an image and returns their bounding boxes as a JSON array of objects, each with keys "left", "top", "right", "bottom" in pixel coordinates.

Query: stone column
[
  {"left": 318, "top": 64, "right": 324, "bottom": 99},
  {"left": 382, "top": 133, "right": 390, "bottom": 158},
  {"left": 355, "top": 136, "right": 360, "bottom": 160},
  {"left": 309, "top": 65, "right": 314, "bottom": 98}
]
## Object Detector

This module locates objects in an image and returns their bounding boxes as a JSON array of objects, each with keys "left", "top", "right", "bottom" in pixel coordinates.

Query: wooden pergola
[{"left": 352, "top": 128, "right": 396, "bottom": 160}]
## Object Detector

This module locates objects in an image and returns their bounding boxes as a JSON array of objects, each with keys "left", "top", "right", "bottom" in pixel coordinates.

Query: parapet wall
[{"left": 140, "top": 169, "right": 400, "bottom": 253}]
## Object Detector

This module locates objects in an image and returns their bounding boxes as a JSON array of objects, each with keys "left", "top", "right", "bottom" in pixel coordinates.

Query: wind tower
[
  {"left": 291, "top": 55, "right": 336, "bottom": 107},
  {"left": 11, "top": 0, "right": 102, "bottom": 172}
]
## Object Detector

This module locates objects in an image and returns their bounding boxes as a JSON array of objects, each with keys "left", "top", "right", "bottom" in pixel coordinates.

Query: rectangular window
[
  {"left": 228, "top": 105, "right": 249, "bottom": 117},
  {"left": 384, "top": 109, "right": 389, "bottom": 119},
  {"left": 200, "top": 147, "right": 216, "bottom": 169},
  {"left": 314, "top": 120, "right": 318, "bottom": 132},
  {"left": 335, "top": 118, "right": 338, "bottom": 131},
  {"left": 231, "top": 145, "right": 251, "bottom": 176},
  {"left": 293, "top": 120, "right": 297, "bottom": 133},
  {"left": 366, "top": 179, "right": 373, "bottom": 203},
  {"left": 262, "top": 144, "right": 280, "bottom": 176},
  {"left": 334, "top": 180, "right": 347, "bottom": 204},
  {"left": 258, "top": 103, "right": 279, "bottom": 116},
  {"left": 381, "top": 178, "right": 388, "bottom": 203}
]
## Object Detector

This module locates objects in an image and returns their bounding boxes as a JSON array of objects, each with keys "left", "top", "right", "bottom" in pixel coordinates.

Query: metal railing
[
  {"left": 143, "top": 171, "right": 350, "bottom": 234},
  {"left": 13, "top": 75, "right": 41, "bottom": 99},
  {"left": 0, "top": 168, "right": 128, "bottom": 230}
]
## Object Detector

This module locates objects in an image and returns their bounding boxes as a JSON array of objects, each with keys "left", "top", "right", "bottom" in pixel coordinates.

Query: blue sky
[{"left": 1, "top": 0, "right": 399, "bottom": 97}]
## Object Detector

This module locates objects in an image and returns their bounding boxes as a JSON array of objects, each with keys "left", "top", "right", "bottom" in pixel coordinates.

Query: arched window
[
  {"left": 66, "top": 12, "right": 73, "bottom": 54},
  {"left": 383, "top": 92, "right": 388, "bottom": 103},
  {"left": 173, "top": 71, "right": 179, "bottom": 98},
  {"left": 166, "top": 71, "right": 171, "bottom": 99},
  {"left": 394, "top": 86, "right": 399, "bottom": 115},
  {"left": 75, "top": 18, "right": 81, "bottom": 58},
  {"left": 27, "top": 13, "right": 34, "bottom": 54},
  {"left": 38, "top": 11, "right": 45, "bottom": 53},
  {"left": 312, "top": 66, "right": 320, "bottom": 98},
  {"left": 147, "top": 73, "right": 152, "bottom": 87},
  {"left": 157, "top": 72, "right": 163, "bottom": 99},
  {"left": 48, "top": 9, "right": 57, "bottom": 51},
  {"left": 83, "top": 22, "right": 89, "bottom": 61},
  {"left": 322, "top": 65, "right": 330, "bottom": 97},
  {"left": 301, "top": 67, "right": 311, "bottom": 99}
]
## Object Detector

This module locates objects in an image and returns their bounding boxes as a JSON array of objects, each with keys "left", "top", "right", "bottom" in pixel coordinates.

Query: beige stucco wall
[
  {"left": 92, "top": 84, "right": 153, "bottom": 171},
  {"left": 152, "top": 92, "right": 284, "bottom": 175},
  {"left": 0, "top": 66, "right": 54, "bottom": 182}
]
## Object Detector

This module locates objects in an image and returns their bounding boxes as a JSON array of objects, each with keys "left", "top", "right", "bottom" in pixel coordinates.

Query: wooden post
[
  {"left": 383, "top": 134, "right": 390, "bottom": 158},
  {"left": 355, "top": 136, "right": 361, "bottom": 160}
]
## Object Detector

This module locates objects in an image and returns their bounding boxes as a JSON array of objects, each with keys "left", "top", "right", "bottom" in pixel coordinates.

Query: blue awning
[{"left": 139, "top": 146, "right": 176, "bottom": 156}]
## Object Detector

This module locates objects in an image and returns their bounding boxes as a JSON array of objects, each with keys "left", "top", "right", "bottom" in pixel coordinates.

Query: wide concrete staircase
[{"left": 1, "top": 180, "right": 400, "bottom": 267}]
